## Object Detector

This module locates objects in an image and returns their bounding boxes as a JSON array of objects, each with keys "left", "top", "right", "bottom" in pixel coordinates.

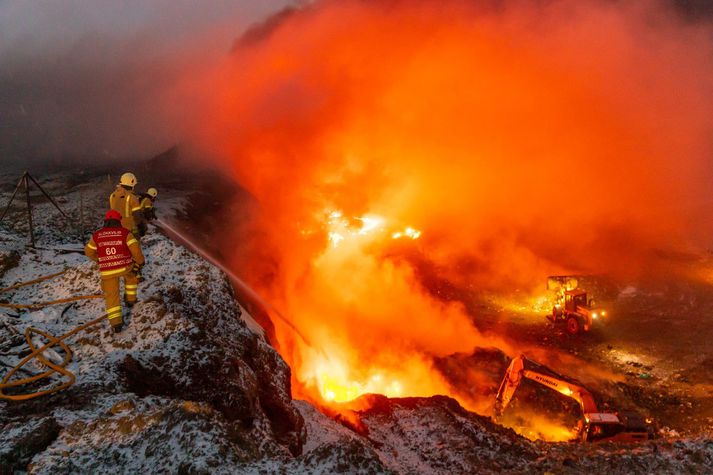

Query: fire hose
[
  {"left": 0, "top": 270, "right": 68, "bottom": 293},
  {"left": 0, "top": 269, "right": 103, "bottom": 309},
  {"left": 0, "top": 270, "right": 107, "bottom": 401}
]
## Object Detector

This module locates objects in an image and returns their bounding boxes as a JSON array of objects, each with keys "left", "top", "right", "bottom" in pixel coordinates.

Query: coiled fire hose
[{"left": 0, "top": 269, "right": 106, "bottom": 401}]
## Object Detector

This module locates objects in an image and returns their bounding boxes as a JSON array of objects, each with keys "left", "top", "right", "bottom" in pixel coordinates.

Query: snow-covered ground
[{"left": 1, "top": 169, "right": 713, "bottom": 474}]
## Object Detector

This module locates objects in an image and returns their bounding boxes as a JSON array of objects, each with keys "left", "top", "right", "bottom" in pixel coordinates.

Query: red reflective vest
[{"left": 92, "top": 227, "right": 134, "bottom": 276}]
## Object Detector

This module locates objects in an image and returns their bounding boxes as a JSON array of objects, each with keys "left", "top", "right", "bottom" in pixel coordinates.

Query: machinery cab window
[{"left": 565, "top": 290, "right": 587, "bottom": 311}]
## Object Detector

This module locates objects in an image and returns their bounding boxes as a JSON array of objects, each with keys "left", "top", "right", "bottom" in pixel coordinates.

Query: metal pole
[
  {"left": 0, "top": 174, "right": 25, "bottom": 224},
  {"left": 79, "top": 188, "right": 85, "bottom": 239},
  {"left": 24, "top": 173, "right": 35, "bottom": 248},
  {"left": 26, "top": 173, "right": 72, "bottom": 221}
]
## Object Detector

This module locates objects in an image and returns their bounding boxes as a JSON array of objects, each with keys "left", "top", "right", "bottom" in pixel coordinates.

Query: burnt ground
[{"left": 460, "top": 276, "right": 713, "bottom": 440}]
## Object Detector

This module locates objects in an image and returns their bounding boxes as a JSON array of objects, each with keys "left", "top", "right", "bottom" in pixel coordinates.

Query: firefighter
[
  {"left": 85, "top": 210, "right": 145, "bottom": 333},
  {"left": 136, "top": 187, "right": 158, "bottom": 238},
  {"left": 109, "top": 172, "right": 145, "bottom": 237}
]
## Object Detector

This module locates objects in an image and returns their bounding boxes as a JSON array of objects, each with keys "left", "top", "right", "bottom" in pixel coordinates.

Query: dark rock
[
  {"left": 0, "top": 417, "right": 60, "bottom": 472},
  {"left": 0, "top": 250, "right": 20, "bottom": 280}
]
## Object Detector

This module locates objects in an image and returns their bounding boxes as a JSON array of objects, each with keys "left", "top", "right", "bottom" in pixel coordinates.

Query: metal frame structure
[{"left": 0, "top": 172, "right": 72, "bottom": 247}]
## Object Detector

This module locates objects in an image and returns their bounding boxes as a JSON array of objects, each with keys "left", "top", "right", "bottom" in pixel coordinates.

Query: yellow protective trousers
[{"left": 100, "top": 269, "right": 138, "bottom": 327}]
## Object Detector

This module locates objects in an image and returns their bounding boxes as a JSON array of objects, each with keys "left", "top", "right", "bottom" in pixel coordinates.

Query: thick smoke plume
[{"left": 180, "top": 0, "right": 713, "bottom": 407}]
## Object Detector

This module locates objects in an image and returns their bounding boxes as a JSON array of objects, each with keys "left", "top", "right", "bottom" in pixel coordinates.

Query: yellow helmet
[
  {"left": 147, "top": 187, "right": 158, "bottom": 198},
  {"left": 120, "top": 172, "right": 137, "bottom": 188}
]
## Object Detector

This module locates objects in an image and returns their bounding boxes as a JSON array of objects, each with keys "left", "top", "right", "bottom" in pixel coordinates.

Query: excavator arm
[
  {"left": 495, "top": 355, "right": 651, "bottom": 442},
  {"left": 495, "top": 355, "right": 599, "bottom": 416}
]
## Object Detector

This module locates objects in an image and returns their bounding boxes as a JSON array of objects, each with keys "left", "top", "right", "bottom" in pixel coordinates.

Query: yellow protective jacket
[
  {"left": 109, "top": 185, "right": 144, "bottom": 232},
  {"left": 140, "top": 196, "right": 155, "bottom": 220},
  {"left": 85, "top": 227, "right": 145, "bottom": 278}
]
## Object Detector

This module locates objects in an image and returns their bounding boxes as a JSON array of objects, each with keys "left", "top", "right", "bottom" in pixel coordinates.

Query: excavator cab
[
  {"left": 579, "top": 419, "right": 621, "bottom": 442},
  {"left": 581, "top": 411, "right": 651, "bottom": 442}
]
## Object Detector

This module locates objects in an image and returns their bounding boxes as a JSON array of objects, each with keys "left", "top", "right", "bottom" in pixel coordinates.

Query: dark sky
[{"left": 0, "top": 0, "right": 292, "bottom": 166}]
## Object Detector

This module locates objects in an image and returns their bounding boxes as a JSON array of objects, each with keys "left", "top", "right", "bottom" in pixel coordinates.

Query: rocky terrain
[{"left": 1, "top": 169, "right": 713, "bottom": 474}]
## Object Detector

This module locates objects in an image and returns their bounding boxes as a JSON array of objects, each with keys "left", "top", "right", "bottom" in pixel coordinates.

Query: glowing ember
[
  {"left": 513, "top": 414, "right": 578, "bottom": 442},
  {"left": 301, "top": 346, "right": 457, "bottom": 406},
  {"left": 392, "top": 226, "right": 422, "bottom": 240},
  {"left": 314, "top": 357, "right": 403, "bottom": 403},
  {"left": 327, "top": 232, "right": 344, "bottom": 248},
  {"left": 357, "top": 215, "right": 385, "bottom": 235},
  {"left": 324, "top": 209, "right": 419, "bottom": 250}
]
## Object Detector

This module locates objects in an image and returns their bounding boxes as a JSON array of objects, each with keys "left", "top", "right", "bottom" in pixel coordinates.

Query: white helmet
[
  {"left": 147, "top": 187, "right": 158, "bottom": 198},
  {"left": 120, "top": 172, "right": 137, "bottom": 188}
]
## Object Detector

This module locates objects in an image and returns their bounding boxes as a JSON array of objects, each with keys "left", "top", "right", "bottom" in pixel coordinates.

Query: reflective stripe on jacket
[
  {"left": 109, "top": 186, "right": 143, "bottom": 231},
  {"left": 85, "top": 226, "right": 145, "bottom": 277}
]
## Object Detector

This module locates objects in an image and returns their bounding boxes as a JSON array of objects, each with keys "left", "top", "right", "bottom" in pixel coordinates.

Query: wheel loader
[{"left": 546, "top": 276, "right": 606, "bottom": 335}]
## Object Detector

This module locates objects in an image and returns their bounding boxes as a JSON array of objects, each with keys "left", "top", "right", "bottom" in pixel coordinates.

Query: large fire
[
  {"left": 292, "top": 206, "right": 485, "bottom": 404},
  {"left": 175, "top": 0, "right": 713, "bottom": 433}
]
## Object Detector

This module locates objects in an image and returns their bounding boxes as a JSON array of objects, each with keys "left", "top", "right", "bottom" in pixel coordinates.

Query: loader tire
[{"left": 566, "top": 316, "right": 581, "bottom": 335}]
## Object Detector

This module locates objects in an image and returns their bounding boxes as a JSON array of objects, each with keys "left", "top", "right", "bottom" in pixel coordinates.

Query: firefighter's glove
[
  {"left": 133, "top": 263, "right": 145, "bottom": 283},
  {"left": 137, "top": 222, "right": 148, "bottom": 237}
]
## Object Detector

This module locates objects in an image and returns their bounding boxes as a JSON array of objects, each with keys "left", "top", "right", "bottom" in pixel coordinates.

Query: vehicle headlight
[{"left": 592, "top": 313, "right": 598, "bottom": 319}]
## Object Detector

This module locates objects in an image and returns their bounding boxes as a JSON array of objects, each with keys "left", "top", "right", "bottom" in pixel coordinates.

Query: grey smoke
[
  {"left": 0, "top": 0, "right": 710, "bottom": 167},
  {"left": 0, "top": 0, "right": 292, "bottom": 165}
]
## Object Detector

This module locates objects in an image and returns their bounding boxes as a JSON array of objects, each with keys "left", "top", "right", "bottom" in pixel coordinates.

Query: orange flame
[{"left": 176, "top": 0, "right": 713, "bottom": 432}]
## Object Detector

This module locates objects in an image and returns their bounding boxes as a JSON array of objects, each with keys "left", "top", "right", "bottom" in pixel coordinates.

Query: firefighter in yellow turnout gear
[
  {"left": 85, "top": 210, "right": 145, "bottom": 332},
  {"left": 109, "top": 172, "right": 145, "bottom": 237},
  {"left": 136, "top": 187, "right": 158, "bottom": 239}
]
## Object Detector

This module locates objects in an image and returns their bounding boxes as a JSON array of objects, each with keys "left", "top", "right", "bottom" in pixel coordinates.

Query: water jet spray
[{"left": 155, "top": 218, "right": 314, "bottom": 348}]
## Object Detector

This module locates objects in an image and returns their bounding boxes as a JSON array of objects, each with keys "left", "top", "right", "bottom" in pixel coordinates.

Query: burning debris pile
[{"left": 172, "top": 0, "right": 713, "bottom": 421}]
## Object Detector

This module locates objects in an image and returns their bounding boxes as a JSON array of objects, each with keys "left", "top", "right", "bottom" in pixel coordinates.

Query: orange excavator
[{"left": 495, "top": 355, "right": 652, "bottom": 442}]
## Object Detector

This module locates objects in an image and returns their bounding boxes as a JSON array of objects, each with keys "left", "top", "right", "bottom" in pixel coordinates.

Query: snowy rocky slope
[
  {"left": 1, "top": 169, "right": 713, "bottom": 474},
  {"left": 0, "top": 210, "right": 536, "bottom": 474},
  {"left": 0, "top": 229, "right": 304, "bottom": 472}
]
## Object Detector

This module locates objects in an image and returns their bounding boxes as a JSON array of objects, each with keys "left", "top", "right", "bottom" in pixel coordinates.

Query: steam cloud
[{"left": 178, "top": 0, "right": 713, "bottom": 405}]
